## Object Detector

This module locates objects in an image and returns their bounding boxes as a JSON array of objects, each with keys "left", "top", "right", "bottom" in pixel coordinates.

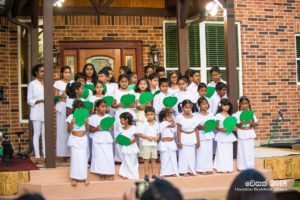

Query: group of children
[{"left": 28, "top": 63, "right": 258, "bottom": 186}]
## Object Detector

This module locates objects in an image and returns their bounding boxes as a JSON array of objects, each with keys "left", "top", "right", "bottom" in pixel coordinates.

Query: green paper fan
[
  {"left": 153, "top": 90, "right": 160, "bottom": 96},
  {"left": 83, "top": 101, "right": 93, "bottom": 110},
  {"left": 204, "top": 119, "right": 218, "bottom": 133},
  {"left": 240, "top": 110, "right": 254, "bottom": 125},
  {"left": 73, "top": 108, "right": 89, "bottom": 127},
  {"left": 80, "top": 87, "right": 89, "bottom": 99},
  {"left": 128, "top": 84, "right": 136, "bottom": 90},
  {"left": 223, "top": 116, "right": 237, "bottom": 133},
  {"left": 0, "top": 147, "right": 3, "bottom": 157},
  {"left": 84, "top": 84, "right": 94, "bottom": 92},
  {"left": 54, "top": 95, "right": 61, "bottom": 103},
  {"left": 120, "top": 94, "right": 136, "bottom": 108},
  {"left": 102, "top": 96, "right": 114, "bottom": 107},
  {"left": 139, "top": 92, "right": 153, "bottom": 105},
  {"left": 103, "top": 83, "right": 107, "bottom": 95},
  {"left": 116, "top": 134, "right": 131, "bottom": 146},
  {"left": 100, "top": 117, "right": 115, "bottom": 131},
  {"left": 206, "top": 87, "right": 216, "bottom": 98},
  {"left": 163, "top": 96, "right": 178, "bottom": 108}
]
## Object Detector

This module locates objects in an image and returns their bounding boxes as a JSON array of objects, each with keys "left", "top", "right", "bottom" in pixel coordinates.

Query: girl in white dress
[
  {"left": 176, "top": 100, "right": 200, "bottom": 176},
  {"left": 235, "top": 96, "right": 258, "bottom": 171},
  {"left": 195, "top": 97, "right": 215, "bottom": 174},
  {"left": 27, "top": 64, "right": 45, "bottom": 164},
  {"left": 167, "top": 71, "right": 180, "bottom": 95},
  {"left": 82, "top": 63, "right": 98, "bottom": 86},
  {"left": 89, "top": 99, "right": 115, "bottom": 180},
  {"left": 158, "top": 108, "right": 179, "bottom": 177},
  {"left": 88, "top": 81, "right": 105, "bottom": 107},
  {"left": 53, "top": 66, "right": 72, "bottom": 160},
  {"left": 117, "top": 112, "right": 140, "bottom": 179},
  {"left": 112, "top": 74, "right": 136, "bottom": 162},
  {"left": 214, "top": 98, "right": 237, "bottom": 173},
  {"left": 66, "top": 82, "right": 83, "bottom": 116},
  {"left": 66, "top": 100, "right": 89, "bottom": 186}
]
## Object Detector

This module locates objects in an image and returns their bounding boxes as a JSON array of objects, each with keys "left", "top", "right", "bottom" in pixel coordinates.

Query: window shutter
[
  {"left": 165, "top": 23, "right": 179, "bottom": 68},
  {"left": 189, "top": 24, "right": 201, "bottom": 68}
]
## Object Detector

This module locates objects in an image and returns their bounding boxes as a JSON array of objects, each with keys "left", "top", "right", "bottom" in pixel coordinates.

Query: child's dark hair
[
  {"left": 178, "top": 76, "right": 188, "bottom": 84},
  {"left": 217, "top": 98, "right": 233, "bottom": 115},
  {"left": 148, "top": 73, "right": 159, "bottom": 81},
  {"left": 238, "top": 96, "right": 252, "bottom": 111},
  {"left": 158, "top": 108, "right": 172, "bottom": 123},
  {"left": 31, "top": 63, "right": 44, "bottom": 77},
  {"left": 102, "top": 66, "right": 116, "bottom": 83},
  {"left": 66, "top": 82, "right": 81, "bottom": 98},
  {"left": 215, "top": 82, "right": 227, "bottom": 91},
  {"left": 145, "top": 106, "right": 155, "bottom": 114},
  {"left": 190, "top": 69, "right": 200, "bottom": 77},
  {"left": 60, "top": 65, "right": 71, "bottom": 78},
  {"left": 134, "top": 78, "right": 150, "bottom": 93},
  {"left": 94, "top": 99, "right": 107, "bottom": 114},
  {"left": 210, "top": 66, "right": 221, "bottom": 74},
  {"left": 83, "top": 63, "right": 98, "bottom": 85},
  {"left": 118, "top": 74, "right": 129, "bottom": 88},
  {"left": 197, "top": 82, "right": 207, "bottom": 91},
  {"left": 197, "top": 97, "right": 210, "bottom": 110},
  {"left": 119, "top": 112, "right": 134, "bottom": 125},
  {"left": 93, "top": 81, "right": 105, "bottom": 95},
  {"left": 144, "top": 65, "right": 154, "bottom": 75},
  {"left": 159, "top": 78, "right": 169, "bottom": 87},
  {"left": 178, "top": 99, "right": 198, "bottom": 113},
  {"left": 184, "top": 69, "right": 193, "bottom": 79},
  {"left": 167, "top": 71, "right": 181, "bottom": 86},
  {"left": 72, "top": 99, "right": 84, "bottom": 113},
  {"left": 98, "top": 69, "right": 109, "bottom": 77},
  {"left": 120, "top": 66, "right": 132, "bottom": 76},
  {"left": 75, "top": 72, "right": 87, "bottom": 83},
  {"left": 156, "top": 66, "right": 165, "bottom": 74}
]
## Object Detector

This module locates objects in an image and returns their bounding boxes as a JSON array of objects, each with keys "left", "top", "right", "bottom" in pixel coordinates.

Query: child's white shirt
[
  {"left": 153, "top": 91, "right": 170, "bottom": 115},
  {"left": 66, "top": 114, "right": 86, "bottom": 132},
  {"left": 139, "top": 121, "right": 159, "bottom": 147}
]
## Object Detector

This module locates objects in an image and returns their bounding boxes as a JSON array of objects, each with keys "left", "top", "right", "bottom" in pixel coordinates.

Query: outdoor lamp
[
  {"left": 150, "top": 45, "right": 160, "bottom": 67},
  {"left": 206, "top": 0, "right": 223, "bottom": 16}
]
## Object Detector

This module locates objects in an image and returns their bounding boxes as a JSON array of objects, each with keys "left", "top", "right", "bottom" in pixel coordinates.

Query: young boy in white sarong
[
  {"left": 158, "top": 108, "right": 179, "bottom": 177},
  {"left": 89, "top": 99, "right": 115, "bottom": 181},
  {"left": 117, "top": 112, "right": 140, "bottom": 179},
  {"left": 138, "top": 106, "right": 160, "bottom": 179},
  {"left": 66, "top": 100, "right": 89, "bottom": 186}
]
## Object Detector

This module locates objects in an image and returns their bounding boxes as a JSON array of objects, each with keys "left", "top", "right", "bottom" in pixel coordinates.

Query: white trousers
[
  {"left": 237, "top": 139, "right": 255, "bottom": 170},
  {"left": 196, "top": 140, "right": 213, "bottom": 172},
  {"left": 214, "top": 142, "right": 233, "bottom": 172},
  {"left": 119, "top": 154, "right": 139, "bottom": 179},
  {"left": 178, "top": 145, "right": 196, "bottom": 175},
  {"left": 32, "top": 120, "right": 45, "bottom": 159},
  {"left": 160, "top": 150, "right": 179, "bottom": 176}
]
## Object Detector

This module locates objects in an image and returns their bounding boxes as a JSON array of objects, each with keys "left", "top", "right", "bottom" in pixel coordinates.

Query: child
[
  {"left": 214, "top": 98, "right": 237, "bottom": 173},
  {"left": 138, "top": 106, "right": 160, "bottom": 178},
  {"left": 119, "top": 66, "right": 132, "bottom": 76},
  {"left": 176, "top": 100, "right": 200, "bottom": 176},
  {"left": 113, "top": 74, "right": 136, "bottom": 162},
  {"left": 74, "top": 72, "right": 93, "bottom": 100},
  {"left": 195, "top": 83, "right": 210, "bottom": 108},
  {"left": 101, "top": 66, "right": 118, "bottom": 89},
  {"left": 117, "top": 112, "right": 140, "bottom": 179},
  {"left": 158, "top": 109, "right": 179, "bottom": 177},
  {"left": 66, "top": 100, "right": 89, "bottom": 186},
  {"left": 144, "top": 65, "right": 155, "bottom": 79},
  {"left": 187, "top": 70, "right": 200, "bottom": 93},
  {"left": 82, "top": 63, "right": 98, "bottom": 85},
  {"left": 65, "top": 82, "right": 83, "bottom": 116},
  {"left": 207, "top": 66, "right": 226, "bottom": 87},
  {"left": 89, "top": 99, "right": 115, "bottom": 180},
  {"left": 235, "top": 96, "right": 258, "bottom": 171},
  {"left": 184, "top": 69, "right": 194, "bottom": 84},
  {"left": 174, "top": 76, "right": 195, "bottom": 115},
  {"left": 156, "top": 66, "right": 166, "bottom": 79},
  {"left": 129, "top": 72, "right": 138, "bottom": 85},
  {"left": 210, "top": 82, "right": 227, "bottom": 115},
  {"left": 195, "top": 97, "right": 215, "bottom": 174},
  {"left": 98, "top": 70, "right": 114, "bottom": 96},
  {"left": 148, "top": 73, "right": 159, "bottom": 94},
  {"left": 167, "top": 71, "right": 180, "bottom": 95},
  {"left": 153, "top": 78, "right": 171, "bottom": 119},
  {"left": 88, "top": 81, "right": 105, "bottom": 106}
]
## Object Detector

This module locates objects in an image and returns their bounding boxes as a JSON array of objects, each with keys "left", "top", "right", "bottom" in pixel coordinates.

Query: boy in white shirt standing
[{"left": 207, "top": 66, "right": 227, "bottom": 87}]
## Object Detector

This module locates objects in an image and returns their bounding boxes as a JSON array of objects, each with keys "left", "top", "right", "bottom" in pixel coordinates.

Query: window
[{"left": 296, "top": 35, "right": 300, "bottom": 83}]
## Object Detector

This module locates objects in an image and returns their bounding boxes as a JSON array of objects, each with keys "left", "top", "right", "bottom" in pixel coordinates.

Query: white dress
[
  {"left": 173, "top": 90, "right": 196, "bottom": 115},
  {"left": 89, "top": 114, "right": 115, "bottom": 175},
  {"left": 213, "top": 113, "right": 237, "bottom": 173},
  {"left": 234, "top": 111, "right": 258, "bottom": 170},
  {"left": 176, "top": 115, "right": 198, "bottom": 175},
  {"left": 66, "top": 114, "right": 88, "bottom": 180},
  {"left": 194, "top": 112, "right": 215, "bottom": 172},
  {"left": 158, "top": 121, "right": 179, "bottom": 176},
  {"left": 118, "top": 126, "right": 140, "bottom": 179},
  {"left": 54, "top": 80, "right": 70, "bottom": 157}
]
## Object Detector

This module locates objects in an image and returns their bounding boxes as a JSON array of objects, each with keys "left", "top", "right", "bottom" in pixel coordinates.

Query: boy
[
  {"left": 210, "top": 82, "right": 227, "bottom": 115},
  {"left": 156, "top": 66, "right": 166, "bottom": 79},
  {"left": 138, "top": 106, "right": 160, "bottom": 179},
  {"left": 148, "top": 73, "right": 159, "bottom": 94},
  {"left": 98, "top": 70, "right": 114, "bottom": 96},
  {"left": 187, "top": 69, "right": 200, "bottom": 93},
  {"left": 207, "top": 66, "right": 226, "bottom": 87},
  {"left": 196, "top": 82, "right": 210, "bottom": 104},
  {"left": 153, "top": 78, "right": 170, "bottom": 119}
]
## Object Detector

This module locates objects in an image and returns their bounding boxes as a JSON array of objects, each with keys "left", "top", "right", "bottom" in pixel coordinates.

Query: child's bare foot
[
  {"left": 181, "top": 173, "right": 189, "bottom": 177},
  {"left": 119, "top": 175, "right": 128, "bottom": 180},
  {"left": 99, "top": 175, "right": 105, "bottom": 181},
  {"left": 207, "top": 171, "right": 213, "bottom": 174},
  {"left": 106, "top": 175, "right": 114, "bottom": 181},
  {"left": 71, "top": 180, "right": 77, "bottom": 187},
  {"left": 84, "top": 180, "right": 90, "bottom": 186}
]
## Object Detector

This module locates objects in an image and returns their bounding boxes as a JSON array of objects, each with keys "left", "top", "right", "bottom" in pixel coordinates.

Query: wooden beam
[
  {"left": 179, "top": 0, "right": 190, "bottom": 28},
  {"left": 89, "top": 0, "right": 99, "bottom": 13},
  {"left": 43, "top": 0, "right": 55, "bottom": 168},
  {"left": 103, "top": 0, "right": 115, "bottom": 7},
  {"left": 31, "top": 0, "right": 38, "bottom": 28}
]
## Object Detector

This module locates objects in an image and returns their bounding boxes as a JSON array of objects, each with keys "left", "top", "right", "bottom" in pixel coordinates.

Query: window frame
[{"left": 295, "top": 34, "right": 300, "bottom": 85}]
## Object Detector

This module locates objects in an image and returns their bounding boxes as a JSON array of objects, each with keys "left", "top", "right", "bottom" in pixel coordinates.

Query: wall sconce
[
  {"left": 53, "top": 45, "right": 60, "bottom": 66},
  {"left": 150, "top": 45, "right": 160, "bottom": 67},
  {"left": 205, "top": 0, "right": 223, "bottom": 16}
]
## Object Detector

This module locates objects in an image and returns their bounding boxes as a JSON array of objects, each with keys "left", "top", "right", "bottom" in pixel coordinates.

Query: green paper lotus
[
  {"left": 73, "top": 108, "right": 89, "bottom": 127},
  {"left": 128, "top": 84, "right": 136, "bottom": 90},
  {"left": 100, "top": 117, "right": 115, "bottom": 131},
  {"left": 84, "top": 84, "right": 94, "bottom": 92},
  {"left": 80, "top": 87, "right": 90, "bottom": 99},
  {"left": 139, "top": 92, "right": 153, "bottom": 105},
  {"left": 116, "top": 134, "right": 131, "bottom": 146},
  {"left": 163, "top": 96, "right": 178, "bottom": 108},
  {"left": 204, "top": 119, "right": 218, "bottom": 133},
  {"left": 102, "top": 96, "right": 114, "bottom": 107},
  {"left": 240, "top": 110, "right": 254, "bottom": 125},
  {"left": 206, "top": 87, "right": 216, "bottom": 98},
  {"left": 83, "top": 101, "right": 93, "bottom": 110},
  {"left": 54, "top": 95, "right": 61, "bottom": 103},
  {"left": 120, "top": 94, "right": 136, "bottom": 108},
  {"left": 224, "top": 116, "right": 237, "bottom": 133},
  {"left": 153, "top": 90, "right": 160, "bottom": 96}
]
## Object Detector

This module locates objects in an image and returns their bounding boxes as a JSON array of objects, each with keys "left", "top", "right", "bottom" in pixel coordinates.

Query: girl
[
  {"left": 82, "top": 63, "right": 98, "bottom": 86},
  {"left": 158, "top": 109, "right": 179, "bottom": 177},
  {"left": 120, "top": 66, "right": 132, "bottom": 77},
  {"left": 112, "top": 74, "right": 136, "bottom": 162},
  {"left": 117, "top": 112, "right": 140, "bottom": 179},
  {"left": 144, "top": 65, "right": 154, "bottom": 79},
  {"left": 214, "top": 98, "right": 237, "bottom": 173},
  {"left": 176, "top": 100, "right": 200, "bottom": 176},
  {"left": 89, "top": 100, "right": 115, "bottom": 180},
  {"left": 27, "top": 64, "right": 45, "bottom": 164},
  {"left": 88, "top": 81, "right": 105, "bottom": 106},
  {"left": 195, "top": 97, "right": 215, "bottom": 174},
  {"left": 66, "top": 100, "right": 89, "bottom": 186},
  {"left": 66, "top": 82, "right": 83, "bottom": 116},
  {"left": 167, "top": 71, "right": 180, "bottom": 95},
  {"left": 53, "top": 66, "right": 72, "bottom": 160},
  {"left": 235, "top": 96, "right": 258, "bottom": 171},
  {"left": 102, "top": 66, "right": 117, "bottom": 87}
]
